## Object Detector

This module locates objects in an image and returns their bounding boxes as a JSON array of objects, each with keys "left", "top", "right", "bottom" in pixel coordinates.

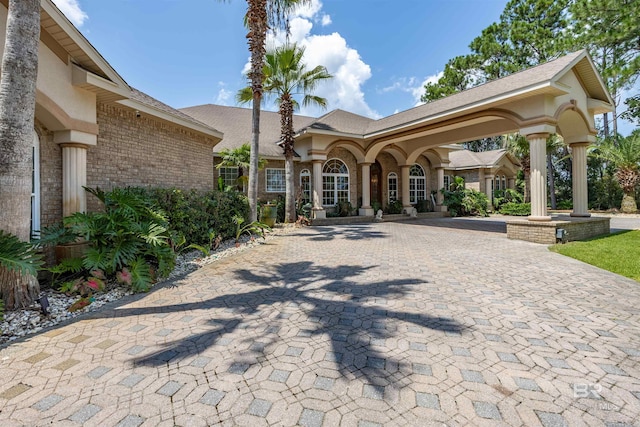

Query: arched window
[
  {"left": 322, "top": 159, "right": 349, "bottom": 206},
  {"left": 388, "top": 172, "right": 398, "bottom": 202},
  {"left": 31, "top": 130, "right": 40, "bottom": 238},
  {"left": 409, "top": 164, "right": 426, "bottom": 204},
  {"left": 300, "top": 169, "right": 311, "bottom": 204}
]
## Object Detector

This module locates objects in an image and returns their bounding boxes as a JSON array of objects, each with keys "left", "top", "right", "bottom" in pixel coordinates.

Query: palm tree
[
  {"left": 238, "top": 43, "right": 332, "bottom": 222},
  {"left": 216, "top": 142, "right": 267, "bottom": 192},
  {"left": 0, "top": 0, "right": 41, "bottom": 309},
  {"left": 230, "top": 0, "right": 309, "bottom": 221},
  {"left": 593, "top": 134, "right": 640, "bottom": 213}
]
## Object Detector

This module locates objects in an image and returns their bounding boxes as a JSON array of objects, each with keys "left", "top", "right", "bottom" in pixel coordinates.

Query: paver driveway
[{"left": 1, "top": 219, "right": 639, "bottom": 426}]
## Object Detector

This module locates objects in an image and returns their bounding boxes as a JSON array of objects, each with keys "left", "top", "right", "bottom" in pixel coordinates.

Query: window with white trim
[
  {"left": 218, "top": 166, "right": 239, "bottom": 188},
  {"left": 300, "top": 169, "right": 311, "bottom": 203},
  {"left": 322, "top": 159, "right": 349, "bottom": 206},
  {"left": 388, "top": 172, "right": 398, "bottom": 202},
  {"left": 266, "top": 168, "right": 286, "bottom": 192},
  {"left": 409, "top": 164, "right": 426, "bottom": 204},
  {"left": 502, "top": 175, "right": 507, "bottom": 190},
  {"left": 443, "top": 175, "right": 452, "bottom": 191}
]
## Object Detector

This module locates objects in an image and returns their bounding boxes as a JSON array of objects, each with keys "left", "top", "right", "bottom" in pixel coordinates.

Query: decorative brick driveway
[{"left": 1, "top": 219, "right": 639, "bottom": 426}]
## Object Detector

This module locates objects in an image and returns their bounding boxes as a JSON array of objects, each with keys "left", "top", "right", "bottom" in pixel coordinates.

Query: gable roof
[
  {"left": 180, "top": 104, "right": 316, "bottom": 157},
  {"left": 292, "top": 50, "right": 612, "bottom": 139},
  {"left": 448, "top": 149, "right": 520, "bottom": 170}
]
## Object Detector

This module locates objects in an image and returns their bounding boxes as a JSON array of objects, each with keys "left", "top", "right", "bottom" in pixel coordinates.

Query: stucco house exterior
[{"left": 4, "top": 1, "right": 613, "bottom": 243}]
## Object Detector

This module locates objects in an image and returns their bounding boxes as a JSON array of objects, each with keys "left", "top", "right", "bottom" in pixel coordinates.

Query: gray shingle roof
[
  {"left": 448, "top": 149, "right": 519, "bottom": 169},
  {"left": 305, "top": 109, "right": 372, "bottom": 135},
  {"left": 129, "top": 88, "right": 220, "bottom": 133},
  {"left": 179, "top": 104, "right": 316, "bottom": 157},
  {"left": 365, "top": 51, "right": 585, "bottom": 135}
]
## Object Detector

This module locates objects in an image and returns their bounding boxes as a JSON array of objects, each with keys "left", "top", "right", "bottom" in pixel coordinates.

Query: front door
[{"left": 370, "top": 161, "right": 382, "bottom": 207}]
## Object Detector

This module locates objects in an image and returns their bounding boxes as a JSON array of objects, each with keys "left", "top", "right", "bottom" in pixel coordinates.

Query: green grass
[{"left": 550, "top": 230, "right": 640, "bottom": 282}]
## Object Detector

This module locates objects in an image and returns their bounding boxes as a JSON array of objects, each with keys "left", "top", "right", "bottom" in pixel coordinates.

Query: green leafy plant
[
  {"left": 0, "top": 229, "right": 44, "bottom": 277},
  {"left": 442, "top": 176, "right": 489, "bottom": 217},
  {"left": 232, "top": 215, "right": 270, "bottom": 244},
  {"left": 335, "top": 201, "right": 352, "bottom": 217},
  {"left": 386, "top": 200, "right": 404, "bottom": 214},
  {"left": 47, "top": 257, "right": 84, "bottom": 289},
  {"left": 60, "top": 270, "right": 105, "bottom": 297},
  {"left": 51, "top": 187, "right": 176, "bottom": 292},
  {"left": 499, "top": 202, "right": 531, "bottom": 216}
]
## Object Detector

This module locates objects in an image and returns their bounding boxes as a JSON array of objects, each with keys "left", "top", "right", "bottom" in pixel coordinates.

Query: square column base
[
  {"left": 312, "top": 209, "right": 326, "bottom": 219},
  {"left": 359, "top": 207, "right": 375, "bottom": 216}
]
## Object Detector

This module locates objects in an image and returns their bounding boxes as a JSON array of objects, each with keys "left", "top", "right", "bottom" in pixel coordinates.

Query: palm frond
[{"left": 0, "top": 230, "right": 44, "bottom": 276}]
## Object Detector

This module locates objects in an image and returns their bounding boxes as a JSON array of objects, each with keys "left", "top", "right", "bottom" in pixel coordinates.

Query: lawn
[{"left": 550, "top": 230, "right": 640, "bottom": 282}]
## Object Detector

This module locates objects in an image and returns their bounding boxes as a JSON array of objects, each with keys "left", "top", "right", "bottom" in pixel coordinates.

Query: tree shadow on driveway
[{"left": 124, "top": 261, "right": 469, "bottom": 385}]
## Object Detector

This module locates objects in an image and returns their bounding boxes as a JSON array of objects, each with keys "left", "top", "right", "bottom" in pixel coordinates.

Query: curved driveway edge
[{"left": 1, "top": 219, "right": 639, "bottom": 426}]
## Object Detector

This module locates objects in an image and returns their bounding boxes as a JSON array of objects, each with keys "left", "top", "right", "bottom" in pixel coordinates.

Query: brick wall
[
  {"left": 87, "top": 103, "right": 217, "bottom": 212},
  {"left": 37, "top": 122, "right": 62, "bottom": 228},
  {"left": 506, "top": 217, "right": 610, "bottom": 244}
]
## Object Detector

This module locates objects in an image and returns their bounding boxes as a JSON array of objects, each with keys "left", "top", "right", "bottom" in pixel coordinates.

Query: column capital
[
  {"left": 400, "top": 164, "right": 411, "bottom": 169},
  {"left": 525, "top": 132, "right": 551, "bottom": 141},
  {"left": 358, "top": 161, "right": 373, "bottom": 166},
  {"left": 54, "top": 129, "right": 97, "bottom": 146},
  {"left": 565, "top": 134, "right": 597, "bottom": 146},
  {"left": 520, "top": 123, "right": 556, "bottom": 137},
  {"left": 311, "top": 159, "right": 325, "bottom": 164}
]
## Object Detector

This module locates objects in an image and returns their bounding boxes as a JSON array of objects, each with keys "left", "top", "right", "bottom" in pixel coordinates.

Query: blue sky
[{"left": 51, "top": 0, "right": 636, "bottom": 134}]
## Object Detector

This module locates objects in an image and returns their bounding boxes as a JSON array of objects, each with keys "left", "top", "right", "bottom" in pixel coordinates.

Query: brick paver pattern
[{"left": 1, "top": 218, "right": 639, "bottom": 426}]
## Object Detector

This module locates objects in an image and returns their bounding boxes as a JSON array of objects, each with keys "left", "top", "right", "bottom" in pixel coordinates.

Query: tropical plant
[
  {"left": 0, "top": 0, "right": 41, "bottom": 310},
  {"left": 592, "top": 135, "right": 640, "bottom": 213},
  {"left": 222, "top": 0, "right": 309, "bottom": 222},
  {"left": 232, "top": 215, "right": 270, "bottom": 244},
  {"left": 216, "top": 143, "right": 267, "bottom": 192},
  {"left": 0, "top": 230, "right": 44, "bottom": 278},
  {"left": 238, "top": 43, "right": 332, "bottom": 222},
  {"left": 43, "top": 187, "right": 177, "bottom": 292},
  {"left": 442, "top": 176, "right": 489, "bottom": 217}
]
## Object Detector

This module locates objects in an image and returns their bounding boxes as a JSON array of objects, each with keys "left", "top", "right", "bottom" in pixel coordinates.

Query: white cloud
[
  {"left": 246, "top": 0, "right": 378, "bottom": 119},
  {"left": 215, "top": 82, "right": 233, "bottom": 106},
  {"left": 51, "top": 0, "right": 88, "bottom": 27},
  {"left": 380, "top": 72, "right": 444, "bottom": 107}
]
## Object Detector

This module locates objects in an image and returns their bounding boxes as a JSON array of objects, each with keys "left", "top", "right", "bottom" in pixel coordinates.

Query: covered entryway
[{"left": 293, "top": 50, "right": 613, "bottom": 242}]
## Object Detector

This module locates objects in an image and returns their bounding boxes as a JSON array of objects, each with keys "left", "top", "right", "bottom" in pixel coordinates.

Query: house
[
  {"left": 5, "top": 1, "right": 613, "bottom": 243},
  {"left": 0, "top": 0, "right": 224, "bottom": 237},
  {"left": 183, "top": 47, "right": 611, "bottom": 223}
]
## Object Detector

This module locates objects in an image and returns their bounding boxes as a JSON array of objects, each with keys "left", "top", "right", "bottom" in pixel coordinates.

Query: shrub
[
  {"left": 335, "top": 201, "right": 352, "bottom": 217},
  {"left": 493, "top": 188, "right": 523, "bottom": 211},
  {"left": 500, "top": 202, "right": 531, "bottom": 216},
  {"left": 416, "top": 199, "right": 431, "bottom": 213},
  {"left": 145, "top": 188, "right": 250, "bottom": 244},
  {"left": 0, "top": 229, "right": 44, "bottom": 277},
  {"left": 442, "top": 177, "right": 489, "bottom": 217},
  {"left": 386, "top": 200, "right": 403, "bottom": 214}
]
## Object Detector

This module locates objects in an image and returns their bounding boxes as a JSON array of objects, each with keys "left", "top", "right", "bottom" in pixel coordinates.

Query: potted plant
[{"left": 260, "top": 202, "right": 278, "bottom": 227}]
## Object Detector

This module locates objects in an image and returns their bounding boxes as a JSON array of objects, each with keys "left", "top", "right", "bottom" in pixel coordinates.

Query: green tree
[
  {"left": 0, "top": 0, "right": 41, "bottom": 310},
  {"left": 227, "top": 0, "right": 308, "bottom": 222},
  {"left": 570, "top": 0, "right": 640, "bottom": 139},
  {"left": 238, "top": 43, "right": 332, "bottom": 222},
  {"left": 592, "top": 134, "right": 640, "bottom": 213},
  {"left": 216, "top": 143, "right": 267, "bottom": 192}
]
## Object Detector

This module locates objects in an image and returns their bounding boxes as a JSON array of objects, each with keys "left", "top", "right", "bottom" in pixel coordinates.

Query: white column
[
  {"left": 570, "top": 142, "right": 590, "bottom": 217},
  {"left": 401, "top": 165, "right": 411, "bottom": 211},
  {"left": 527, "top": 133, "right": 551, "bottom": 221},
  {"left": 485, "top": 175, "right": 494, "bottom": 209},
  {"left": 61, "top": 143, "right": 89, "bottom": 217},
  {"left": 311, "top": 160, "right": 326, "bottom": 219},
  {"left": 436, "top": 167, "right": 445, "bottom": 206},
  {"left": 359, "top": 162, "right": 374, "bottom": 216}
]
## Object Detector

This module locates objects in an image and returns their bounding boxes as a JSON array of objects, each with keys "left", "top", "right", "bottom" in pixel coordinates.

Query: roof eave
[
  {"left": 297, "top": 127, "right": 365, "bottom": 139},
  {"left": 365, "top": 82, "right": 567, "bottom": 140}
]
